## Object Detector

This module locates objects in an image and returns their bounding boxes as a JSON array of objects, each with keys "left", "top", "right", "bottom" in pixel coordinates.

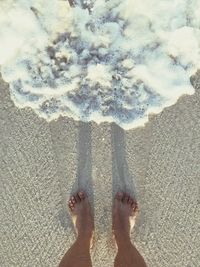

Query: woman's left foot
[{"left": 112, "top": 192, "right": 139, "bottom": 243}]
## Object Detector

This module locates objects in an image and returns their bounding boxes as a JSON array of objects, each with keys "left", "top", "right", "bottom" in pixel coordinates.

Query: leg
[
  {"left": 59, "top": 191, "right": 94, "bottom": 267},
  {"left": 113, "top": 192, "right": 147, "bottom": 267}
]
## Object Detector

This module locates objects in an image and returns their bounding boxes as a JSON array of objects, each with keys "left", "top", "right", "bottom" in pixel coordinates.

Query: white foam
[{"left": 0, "top": 0, "right": 199, "bottom": 129}]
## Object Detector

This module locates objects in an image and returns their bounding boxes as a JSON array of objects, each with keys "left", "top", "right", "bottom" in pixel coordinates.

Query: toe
[
  {"left": 115, "top": 192, "right": 123, "bottom": 201},
  {"left": 132, "top": 201, "right": 138, "bottom": 212},
  {"left": 71, "top": 196, "right": 76, "bottom": 204},
  {"left": 74, "top": 193, "right": 81, "bottom": 203},
  {"left": 68, "top": 199, "right": 73, "bottom": 206},
  {"left": 69, "top": 195, "right": 76, "bottom": 204},
  {"left": 69, "top": 206, "right": 74, "bottom": 211},
  {"left": 124, "top": 194, "right": 130, "bottom": 204},
  {"left": 68, "top": 201, "right": 74, "bottom": 211},
  {"left": 78, "top": 191, "right": 86, "bottom": 200},
  {"left": 128, "top": 197, "right": 133, "bottom": 205}
]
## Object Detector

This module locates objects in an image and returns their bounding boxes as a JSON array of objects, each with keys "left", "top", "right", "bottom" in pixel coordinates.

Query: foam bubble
[{"left": 0, "top": 0, "right": 199, "bottom": 129}]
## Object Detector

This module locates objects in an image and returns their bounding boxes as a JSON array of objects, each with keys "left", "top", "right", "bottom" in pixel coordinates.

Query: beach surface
[{"left": 0, "top": 72, "right": 200, "bottom": 266}]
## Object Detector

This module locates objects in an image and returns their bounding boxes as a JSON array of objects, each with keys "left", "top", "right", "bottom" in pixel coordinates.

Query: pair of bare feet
[
  {"left": 68, "top": 191, "right": 138, "bottom": 247},
  {"left": 59, "top": 191, "right": 147, "bottom": 267}
]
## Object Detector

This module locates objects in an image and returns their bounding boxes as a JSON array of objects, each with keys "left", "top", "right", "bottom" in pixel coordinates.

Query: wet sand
[{"left": 0, "top": 72, "right": 200, "bottom": 266}]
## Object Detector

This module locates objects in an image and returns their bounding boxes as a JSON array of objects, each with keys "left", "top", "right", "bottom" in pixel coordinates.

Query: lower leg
[
  {"left": 113, "top": 192, "right": 147, "bottom": 267},
  {"left": 59, "top": 191, "right": 94, "bottom": 267},
  {"left": 59, "top": 235, "right": 92, "bottom": 267},
  {"left": 114, "top": 235, "right": 147, "bottom": 267}
]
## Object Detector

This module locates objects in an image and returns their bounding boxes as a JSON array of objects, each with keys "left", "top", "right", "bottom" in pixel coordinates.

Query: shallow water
[{"left": 0, "top": 0, "right": 199, "bottom": 129}]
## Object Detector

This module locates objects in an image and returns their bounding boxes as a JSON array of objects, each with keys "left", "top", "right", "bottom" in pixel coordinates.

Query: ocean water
[{"left": 0, "top": 0, "right": 199, "bottom": 129}]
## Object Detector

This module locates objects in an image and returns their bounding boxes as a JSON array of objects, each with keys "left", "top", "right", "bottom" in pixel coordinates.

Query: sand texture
[{"left": 0, "top": 72, "right": 200, "bottom": 266}]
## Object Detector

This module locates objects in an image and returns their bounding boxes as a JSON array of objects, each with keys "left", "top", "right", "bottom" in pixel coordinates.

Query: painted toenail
[{"left": 78, "top": 191, "right": 85, "bottom": 198}]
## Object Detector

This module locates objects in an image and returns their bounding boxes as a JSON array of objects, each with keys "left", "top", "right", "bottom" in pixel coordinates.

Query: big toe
[
  {"left": 115, "top": 192, "right": 124, "bottom": 201},
  {"left": 123, "top": 193, "right": 130, "bottom": 204},
  {"left": 78, "top": 191, "right": 86, "bottom": 200}
]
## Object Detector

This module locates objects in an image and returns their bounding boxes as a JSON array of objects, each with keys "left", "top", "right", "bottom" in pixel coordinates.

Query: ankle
[
  {"left": 78, "top": 228, "right": 94, "bottom": 237},
  {"left": 76, "top": 231, "right": 93, "bottom": 246},
  {"left": 75, "top": 237, "right": 90, "bottom": 249},
  {"left": 113, "top": 231, "right": 132, "bottom": 249}
]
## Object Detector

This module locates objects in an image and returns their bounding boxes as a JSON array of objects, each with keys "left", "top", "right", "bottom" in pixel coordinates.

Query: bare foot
[
  {"left": 68, "top": 191, "right": 94, "bottom": 240},
  {"left": 112, "top": 192, "right": 139, "bottom": 243}
]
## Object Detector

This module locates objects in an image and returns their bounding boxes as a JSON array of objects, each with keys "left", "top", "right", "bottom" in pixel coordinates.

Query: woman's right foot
[
  {"left": 112, "top": 192, "right": 139, "bottom": 245},
  {"left": 68, "top": 191, "right": 94, "bottom": 241}
]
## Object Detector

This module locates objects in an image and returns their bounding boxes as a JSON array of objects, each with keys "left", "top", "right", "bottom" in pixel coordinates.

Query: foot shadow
[
  {"left": 111, "top": 123, "right": 136, "bottom": 199},
  {"left": 71, "top": 121, "right": 93, "bottom": 202}
]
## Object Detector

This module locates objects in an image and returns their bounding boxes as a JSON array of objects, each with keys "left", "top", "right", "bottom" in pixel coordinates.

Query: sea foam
[{"left": 0, "top": 0, "right": 200, "bottom": 129}]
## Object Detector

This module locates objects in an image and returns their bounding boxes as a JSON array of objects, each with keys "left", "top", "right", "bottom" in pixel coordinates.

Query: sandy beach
[{"left": 0, "top": 71, "right": 200, "bottom": 266}]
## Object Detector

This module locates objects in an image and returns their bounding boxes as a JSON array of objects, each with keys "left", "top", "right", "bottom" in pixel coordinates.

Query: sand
[{"left": 0, "top": 71, "right": 200, "bottom": 266}]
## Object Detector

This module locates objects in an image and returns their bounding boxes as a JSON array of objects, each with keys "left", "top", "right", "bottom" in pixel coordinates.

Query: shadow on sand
[
  {"left": 111, "top": 123, "right": 137, "bottom": 199},
  {"left": 72, "top": 121, "right": 136, "bottom": 201},
  {"left": 71, "top": 121, "right": 93, "bottom": 202}
]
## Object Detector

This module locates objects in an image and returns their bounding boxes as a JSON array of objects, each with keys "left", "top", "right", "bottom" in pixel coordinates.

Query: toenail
[
  {"left": 78, "top": 191, "right": 85, "bottom": 199},
  {"left": 117, "top": 192, "right": 123, "bottom": 197}
]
